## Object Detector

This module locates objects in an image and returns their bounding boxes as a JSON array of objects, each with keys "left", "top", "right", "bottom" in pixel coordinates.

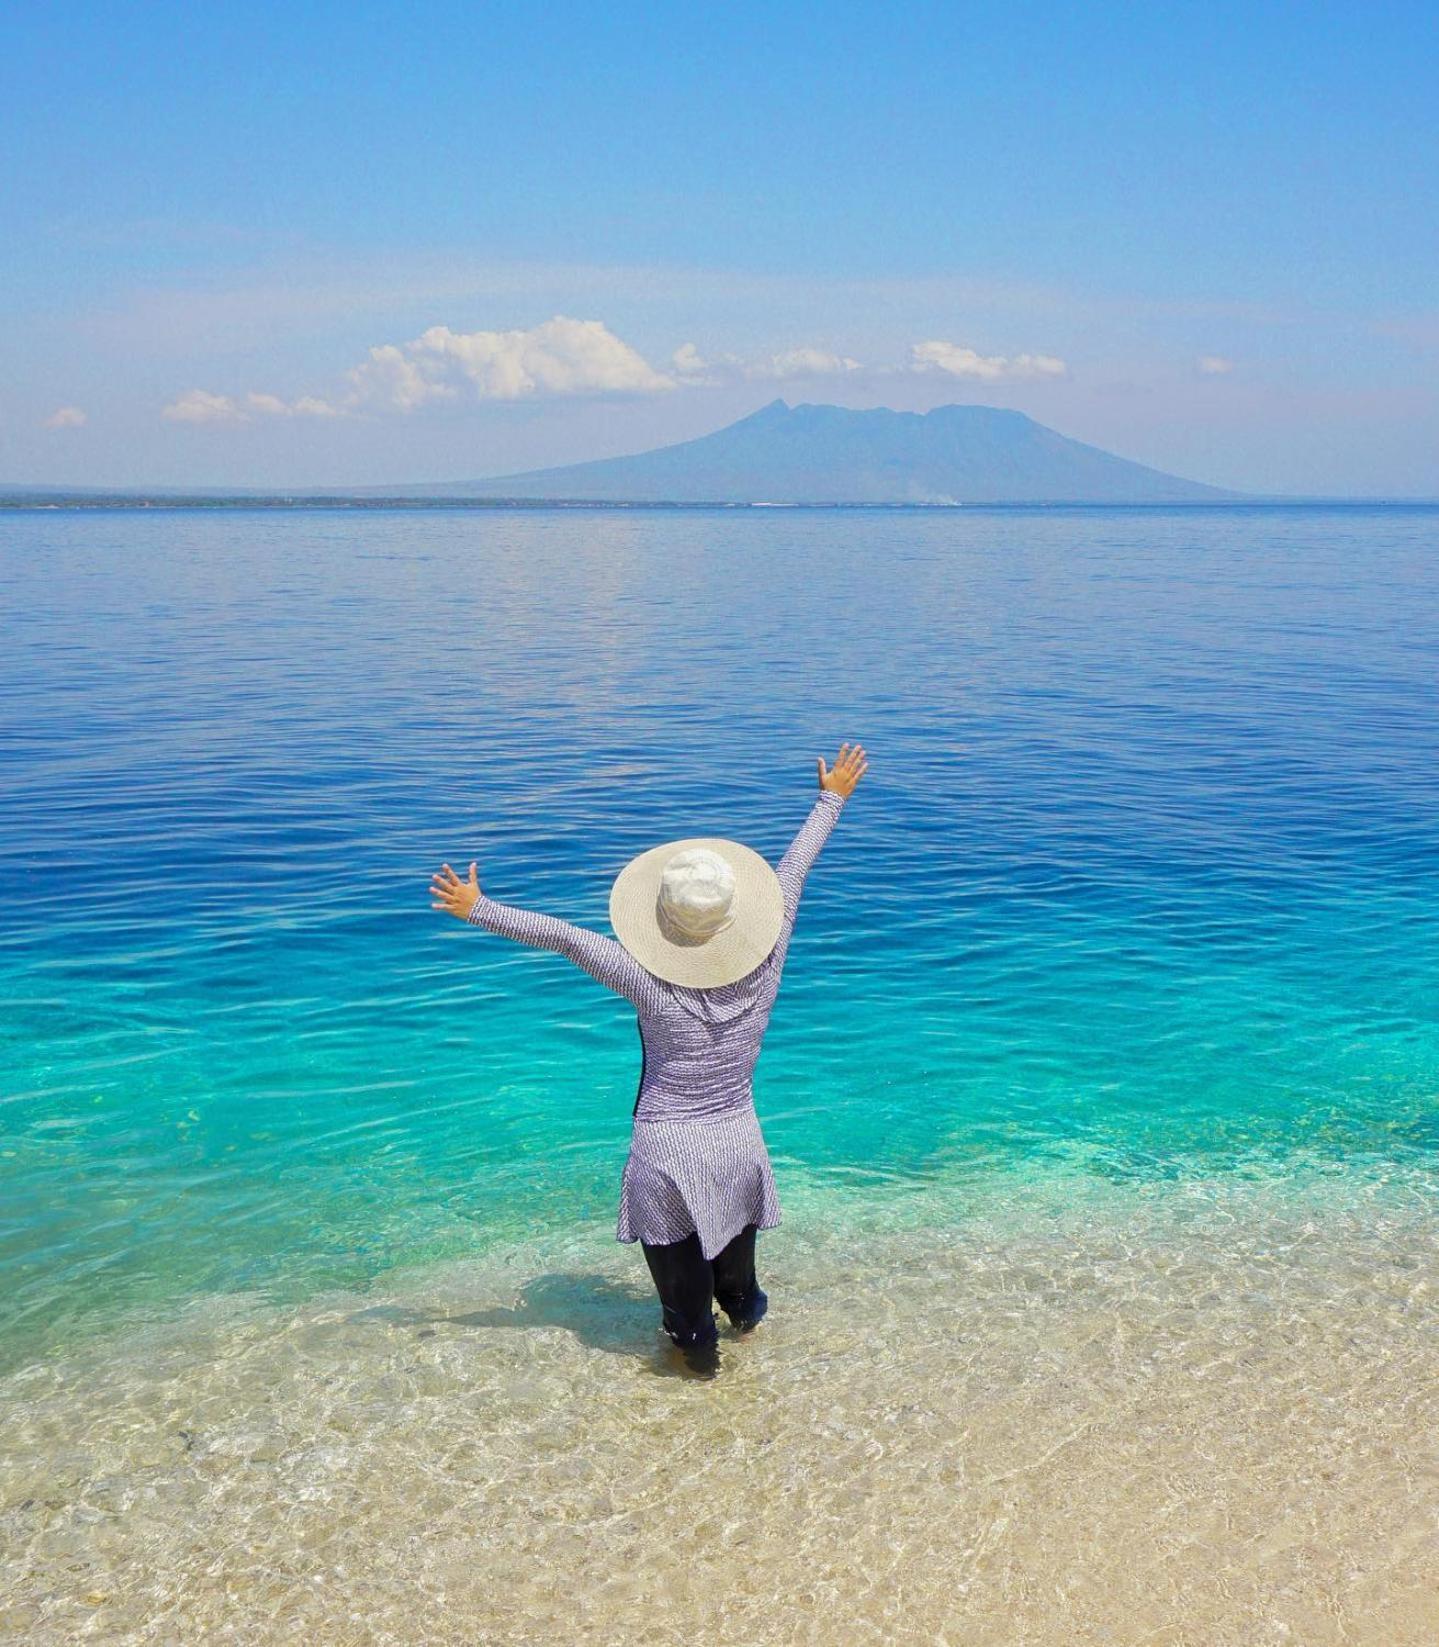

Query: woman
[{"left": 429, "top": 741, "right": 868, "bottom": 1374}]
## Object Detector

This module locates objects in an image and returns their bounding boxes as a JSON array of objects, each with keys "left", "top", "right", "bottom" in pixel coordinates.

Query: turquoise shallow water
[{"left": 2, "top": 504, "right": 1437, "bottom": 1372}]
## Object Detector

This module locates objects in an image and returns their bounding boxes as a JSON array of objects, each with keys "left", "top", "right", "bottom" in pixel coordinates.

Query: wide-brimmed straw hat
[{"left": 609, "top": 836, "right": 784, "bottom": 988}]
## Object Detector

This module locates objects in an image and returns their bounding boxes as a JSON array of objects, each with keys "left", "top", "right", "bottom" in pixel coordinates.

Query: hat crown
[
  {"left": 610, "top": 833, "right": 784, "bottom": 988},
  {"left": 656, "top": 847, "right": 736, "bottom": 942}
]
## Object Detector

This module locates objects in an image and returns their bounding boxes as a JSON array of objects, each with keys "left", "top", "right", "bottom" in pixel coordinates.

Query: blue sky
[{"left": 4, "top": 1, "right": 1436, "bottom": 493}]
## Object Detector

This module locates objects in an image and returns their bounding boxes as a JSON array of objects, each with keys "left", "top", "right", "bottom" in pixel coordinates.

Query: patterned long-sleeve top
[{"left": 464, "top": 788, "right": 846, "bottom": 1255}]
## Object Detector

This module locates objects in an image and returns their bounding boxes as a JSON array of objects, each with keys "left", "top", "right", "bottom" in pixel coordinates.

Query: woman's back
[{"left": 633, "top": 960, "right": 784, "bottom": 1121}]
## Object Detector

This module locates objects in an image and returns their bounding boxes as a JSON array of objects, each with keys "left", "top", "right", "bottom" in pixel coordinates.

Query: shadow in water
[{"left": 347, "top": 1272, "right": 720, "bottom": 1380}]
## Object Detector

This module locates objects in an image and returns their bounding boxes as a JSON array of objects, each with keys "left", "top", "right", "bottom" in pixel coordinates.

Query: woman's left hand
[{"left": 431, "top": 861, "right": 480, "bottom": 919}]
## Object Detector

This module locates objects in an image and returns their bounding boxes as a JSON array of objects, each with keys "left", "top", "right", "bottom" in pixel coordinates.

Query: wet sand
[{"left": 2, "top": 1166, "right": 1436, "bottom": 1645}]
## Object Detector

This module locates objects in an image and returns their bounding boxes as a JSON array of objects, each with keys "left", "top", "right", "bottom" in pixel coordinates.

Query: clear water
[
  {"left": 2, "top": 506, "right": 1437, "bottom": 1369},
  {"left": 3, "top": 505, "right": 1438, "bottom": 1641}
]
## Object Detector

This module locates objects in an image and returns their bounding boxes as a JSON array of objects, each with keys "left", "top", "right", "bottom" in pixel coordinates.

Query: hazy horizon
[{"left": 4, "top": 397, "right": 1438, "bottom": 504}]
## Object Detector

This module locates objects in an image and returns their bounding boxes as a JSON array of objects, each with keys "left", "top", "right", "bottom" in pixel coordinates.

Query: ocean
[{"left": 2, "top": 504, "right": 1436, "bottom": 1643}]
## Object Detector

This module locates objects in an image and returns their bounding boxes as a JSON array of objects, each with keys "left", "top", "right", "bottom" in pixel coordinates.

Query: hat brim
[{"left": 610, "top": 837, "right": 785, "bottom": 988}]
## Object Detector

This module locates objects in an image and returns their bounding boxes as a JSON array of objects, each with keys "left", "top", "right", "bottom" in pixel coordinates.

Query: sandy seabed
[{"left": 2, "top": 1166, "right": 1436, "bottom": 1647}]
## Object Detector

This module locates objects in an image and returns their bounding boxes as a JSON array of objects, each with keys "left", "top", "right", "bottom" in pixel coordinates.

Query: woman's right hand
[{"left": 817, "top": 742, "right": 868, "bottom": 799}]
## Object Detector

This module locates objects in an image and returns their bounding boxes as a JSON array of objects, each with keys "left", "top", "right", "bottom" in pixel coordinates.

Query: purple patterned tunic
[{"left": 465, "top": 789, "right": 846, "bottom": 1258}]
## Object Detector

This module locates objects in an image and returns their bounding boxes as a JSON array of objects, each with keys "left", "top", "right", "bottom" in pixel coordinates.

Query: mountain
[{"left": 437, "top": 400, "right": 1236, "bottom": 504}]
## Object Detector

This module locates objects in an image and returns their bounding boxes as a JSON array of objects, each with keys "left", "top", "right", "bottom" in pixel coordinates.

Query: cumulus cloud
[
  {"left": 1197, "top": 354, "right": 1235, "bottom": 375},
  {"left": 670, "top": 343, "right": 741, "bottom": 383},
  {"left": 910, "top": 341, "right": 1067, "bottom": 380},
  {"left": 244, "top": 391, "right": 343, "bottom": 418},
  {"left": 163, "top": 388, "right": 341, "bottom": 423},
  {"left": 43, "top": 405, "right": 88, "bottom": 429},
  {"left": 671, "top": 341, "right": 863, "bottom": 384},
  {"left": 349, "top": 316, "right": 673, "bottom": 409},
  {"left": 345, "top": 343, "right": 449, "bottom": 412},
  {"left": 750, "top": 347, "right": 862, "bottom": 379},
  {"left": 162, "top": 316, "right": 671, "bottom": 427},
  {"left": 429, "top": 316, "right": 672, "bottom": 397},
  {"left": 163, "top": 389, "right": 242, "bottom": 423},
  {"left": 672, "top": 342, "right": 709, "bottom": 376}
]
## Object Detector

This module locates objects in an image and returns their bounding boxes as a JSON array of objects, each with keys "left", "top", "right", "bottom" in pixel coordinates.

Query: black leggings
[{"left": 641, "top": 1223, "right": 768, "bottom": 1353}]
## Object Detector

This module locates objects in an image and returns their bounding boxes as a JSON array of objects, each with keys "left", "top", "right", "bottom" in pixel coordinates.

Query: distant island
[
  {"left": 383, "top": 400, "right": 1239, "bottom": 505},
  {"left": 3, "top": 401, "right": 1254, "bottom": 509}
]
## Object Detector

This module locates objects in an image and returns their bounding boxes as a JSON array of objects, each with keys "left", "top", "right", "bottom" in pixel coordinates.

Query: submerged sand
[{"left": 2, "top": 1164, "right": 1436, "bottom": 1645}]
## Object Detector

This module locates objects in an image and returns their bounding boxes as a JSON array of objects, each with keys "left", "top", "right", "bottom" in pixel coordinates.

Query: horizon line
[{"left": 6, "top": 492, "right": 1439, "bottom": 512}]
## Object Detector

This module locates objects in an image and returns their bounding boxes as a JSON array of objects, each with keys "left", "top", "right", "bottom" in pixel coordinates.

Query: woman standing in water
[{"left": 429, "top": 742, "right": 868, "bottom": 1375}]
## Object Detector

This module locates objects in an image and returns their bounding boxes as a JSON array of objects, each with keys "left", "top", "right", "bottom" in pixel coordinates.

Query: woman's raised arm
[
  {"left": 430, "top": 861, "right": 659, "bottom": 1009},
  {"left": 773, "top": 741, "right": 868, "bottom": 930}
]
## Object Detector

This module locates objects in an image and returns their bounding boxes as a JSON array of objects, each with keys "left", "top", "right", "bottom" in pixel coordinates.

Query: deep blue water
[{"left": 2, "top": 505, "right": 1437, "bottom": 1369}]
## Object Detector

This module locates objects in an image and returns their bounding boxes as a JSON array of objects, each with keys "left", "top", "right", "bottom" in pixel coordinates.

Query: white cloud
[
  {"left": 669, "top": 343, "right": 744, "bottom": 384},
  {"left": 670, "top": 341, "right": 863, "bottom": 384},
  {"left": 163, "top": 388, "right": 342, "bottom": 423},
  {"left": 166, "top": 317, "right": 670, "bottom": 426},
  {"left": 43, "top": 405, "right": 88, "bottom": 429},
  {"left": 910, "top": 340, "right": 1067, "bottom": 380},
  {"left": 244, "top": 391, "right": 343, "bottom": 418},
  {"left": 350, "top": 316, "right": 674, "bottom": 410},
  {"left": 1197, "top": 354, "right": 1235, "bottom": 375},
  {"left": 425, "top": 316, "right": 673, "bottom": 398},
  {"left": 672, "top": 342, "right": 709, "bottom": 376},
  {"left": 164, "top": 388, "right": 243, "bottom": 423},
  {"left": 750, "top": 347, "right": 862, "bottom": 380},
  {"left": 346, "top": 343, "right": 451, "bottom": 411}
]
